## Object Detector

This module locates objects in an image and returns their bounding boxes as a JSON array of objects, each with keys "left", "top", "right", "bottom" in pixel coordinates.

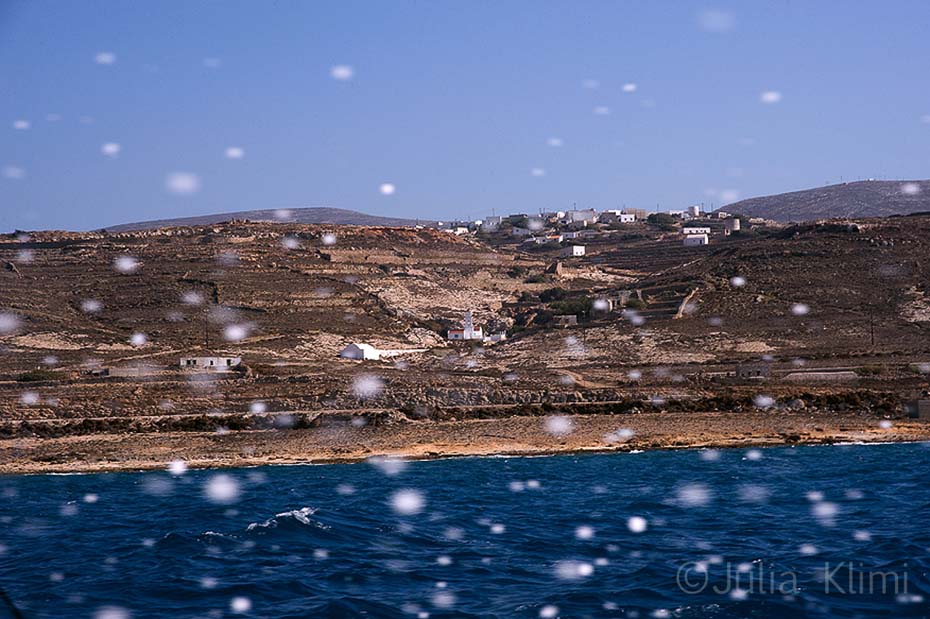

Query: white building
[
  {"left": 682, "top": 226, "right": 711, "bottom": 235},
  {"left": 526, "top": 234, "right": 563, "bottom": 245},
  {"left": 179, "top": 356, "right": 242, "bottom": 371},
  {"left": 723, "top": 218, "right": 741, "bottom": 235},
  {"left": 565, "top": 209, "right": 598, "bottom": 225},
  {"left": 683, "top": 234, "right": 709, "bottom": 246},
  {"left": 689, "top": 205, "right": 701, "bottom": 217},
  {"left": 340, "top": 343, "right": 381, "bottom": 361},
  {"left": 600, "top": 210, "right": 635, "bottom": 224},
  {"left": 511, "top": 226, "right": 532, "bottom": 237},
  {"left": 481, "top": 216, "right": 503, "bottom": 231},
  {"left": 448, "top": 311, "right": 484, "bottom": 341},
  {"left": 560, "top": 245, "right": 586, "bottom": 257}
]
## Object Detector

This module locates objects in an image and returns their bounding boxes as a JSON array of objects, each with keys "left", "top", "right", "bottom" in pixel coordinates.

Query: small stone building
[
  {"left": 736, "top": 362, "right": 770, "bottom": 379},
  {"left": 179, "top": 356, "right": 242, "bottom": 371}
]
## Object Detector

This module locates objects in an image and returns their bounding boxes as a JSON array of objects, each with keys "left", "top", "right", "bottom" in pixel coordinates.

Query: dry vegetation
[{"left": 2, "top": 216, "right": 930, "bottom": 471}]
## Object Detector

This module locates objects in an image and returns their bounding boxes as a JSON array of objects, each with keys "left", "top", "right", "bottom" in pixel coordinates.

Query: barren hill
[
  {"left": 662, "top": 217, "right": 930, "bottom": 356},
  {"left": 724, "top": 180, "right": 930, "bottom": 222},
  {"left": 5, "top": 216, "right": 930, "bottom": 473},
  {"left": 3, "top": 216, "right": 930, "bottom": 436},
  {"left": 106, "top": 207, "right": 433, "bottom": 232}
]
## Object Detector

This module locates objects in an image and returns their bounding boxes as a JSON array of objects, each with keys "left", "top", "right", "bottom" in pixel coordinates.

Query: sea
[{"left": 1, "top": 443, "right": 929, "bottom": 618}]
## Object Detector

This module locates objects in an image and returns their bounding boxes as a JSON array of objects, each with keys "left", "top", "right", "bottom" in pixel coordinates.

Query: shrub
[
  {"left": 16, "top": 369, "right": 63, "bottom": 382},
  {"left": 524, "top": 273, "right": 548, "bottom": 284},
  {"left": 550, "top": 297, "right": 593, "bottom": 317},
  {"left": 539, "top": 287, "right": 567, "bottom": 303},
  {"left": 647, "top": 213, "right": 677, "bottom": 226}
]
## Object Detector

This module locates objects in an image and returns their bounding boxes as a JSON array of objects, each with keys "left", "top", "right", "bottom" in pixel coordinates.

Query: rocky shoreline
[{"left": 2, "top": 411, "right": 927, "bottom": 475}]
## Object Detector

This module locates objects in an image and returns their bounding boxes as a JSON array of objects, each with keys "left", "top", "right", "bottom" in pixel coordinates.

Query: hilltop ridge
[
  {"left": 106, "top": 206, "right": 433, "bottom": 232},
  {"left": 723, "top": 180, "right": 930, "bottom": 222}
]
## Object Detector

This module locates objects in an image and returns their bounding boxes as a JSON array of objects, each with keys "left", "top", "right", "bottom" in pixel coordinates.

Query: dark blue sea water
[{"left": 2, "top": 443, "right": 929, "bottom": 619}]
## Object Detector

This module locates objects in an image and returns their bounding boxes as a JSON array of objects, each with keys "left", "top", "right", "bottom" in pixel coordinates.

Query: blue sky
[{"left": 2, "top": 0, "right": 929, "bottom": 231}]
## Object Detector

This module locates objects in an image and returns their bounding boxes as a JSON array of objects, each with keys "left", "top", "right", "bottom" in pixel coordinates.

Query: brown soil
[{"left": 2, "top": 411, "right": 927, "bottom": 475}]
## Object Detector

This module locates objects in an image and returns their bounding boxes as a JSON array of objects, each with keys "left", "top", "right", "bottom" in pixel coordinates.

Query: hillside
[
  {"left": 662, "top": 217, "right": 930, "bottom": 356},
  {"left": 724, "top": 180, "right": 930, "bottom": 222},
  {"left": 3, "top": 216, "right": 930, "bottom": 444},
  {"left": 106, "top": 207, "right": 432, "bottom": 232}
]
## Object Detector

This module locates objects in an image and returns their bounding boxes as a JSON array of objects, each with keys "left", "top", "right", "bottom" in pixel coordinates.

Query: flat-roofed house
[
  {"left": 560, "top": 245, "right": 586, "bottom": 257},
  {"left": 682, "top": 226, "right": 711, "bottom": 235},
  {"left": 340, "top": 343, "right": 381, "bottom": 361},
  {"left": 599, "top": 210, "right": 636, "bottom": 224},
  {"left": 481, "top": 216, "right": 503, "bottom": 231},
  {"left": 179, "top": 356, "right": 242, "bottom": 371},
  {"left": 683, "top": 234, "right": 709, "bottom": 246}
]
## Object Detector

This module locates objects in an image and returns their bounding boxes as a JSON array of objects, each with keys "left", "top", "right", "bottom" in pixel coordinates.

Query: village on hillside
[{"left": 436, "top": 204, "right": 767, "bottom": 250}]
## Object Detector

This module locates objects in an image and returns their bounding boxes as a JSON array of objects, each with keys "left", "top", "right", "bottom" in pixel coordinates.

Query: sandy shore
[{"left": 1, "top": 411, "right": 928, "bottom": 475}]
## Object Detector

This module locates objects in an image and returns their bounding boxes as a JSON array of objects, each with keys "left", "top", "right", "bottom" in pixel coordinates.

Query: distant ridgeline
[
  {"left": 106, "top": 207, "right": 437, "bottom": 232},
  {"left": 720, "top": 180, "right": 930, "bottom": 222}
]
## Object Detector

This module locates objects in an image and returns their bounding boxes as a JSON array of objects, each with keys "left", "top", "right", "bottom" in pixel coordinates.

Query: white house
[
  {"left": 481, "top": 216, "right": 503, "bottom": 231},
  {"left": 340, "top": 343, "right": 381, "bottom": 361},
  {"left": 565, "top": 209, "right": 598, "bottom": 225},
  {"left": 179, "top": 356, "right": 241, "bottom": 371},
  {"left": 560, "top": 245, "right": 586, "bottom": 257},
  {"left": 448, "top": 311, "right": 484, "bottom": 341},
  {"left": 599, "top": 210, "right": 635, "bottom": 224},
  {"left": 511, "top": 226, "right": 532, "bottom": 237},
  {"left": 689, "top": 205, "right": 701, "bottom": 217},
  {"left": 683, "top": 234, "right": 709, "bottom": 246},
  {"left": 526, "top": 234, "right": 563, "bottom": 245},
  {"left": 682, "top": 226, "right": 711, "bottom": 235}
]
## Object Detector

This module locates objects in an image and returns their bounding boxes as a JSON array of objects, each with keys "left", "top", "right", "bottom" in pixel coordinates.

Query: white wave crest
[{"left": 246, "top": 506, "right": 321, "bottom": 531}]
